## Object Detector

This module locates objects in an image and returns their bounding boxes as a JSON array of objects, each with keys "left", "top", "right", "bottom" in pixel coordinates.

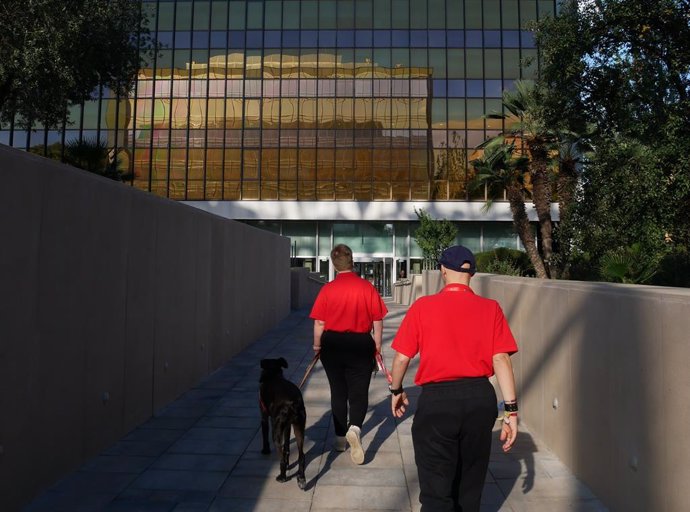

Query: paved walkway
[{"left": 25, "top": 300, "right": 608, "bottom": 512}]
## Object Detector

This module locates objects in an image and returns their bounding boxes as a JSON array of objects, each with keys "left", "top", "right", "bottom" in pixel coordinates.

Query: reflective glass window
[
  {"left": 302, "top": 1, "right": 318, "bottom": 28},
  {"left": 447, "top": 1, "right": 463, "bottom": 28},
  {"left": 228, "top": 2, "right": 246, "bottom": 29},
  {"left": 447, "top": 50, "right": 465, "bottom": 78},
  {"left": 338, "top": 0, "right": 355, "bottom": 28},
  {"left": 410, "top": 1, "right": 427, "bottom": 29},
  {"left": 410, "top": 49, "right": 427, "bottom": 68},
  {"left": 320, "top": 30, "right": 337, "bottom": 46},
  {"left": 466, "top": 30, "right": 482, "bottom": 48},
  {"left": 157, "top": 31, "right": 174, "bottom": 47},
  {"left": 428, "top": 30, "right": 445, "bottom": 47},
  {"left": 337, "top": 30, "right": 355, "bottom": 47},
  {"left": 319, "top": 1, "right": 337, "bottom": 29},
  {"left": 502, "top": 1, "right": 520, "bottom": 28},
  {"left": 428, "top": 0, "right": 446, "bottom": 28},
  {"left": 246, "top": 30, "right": 263, "bottom": 47},
  {"left": 447, "top": 30, "right": 463, "bottom": 47},
  {"left": 194, "top": 1, "right": 211, "bottom": 30},
  {"left": 175, "top": 31, "right": 191, "bottom": 48},
  {"left": 373, "top": 0, "right": 391, "bottom": 28},
  {"left": 503, "top": 30, "right": 520, "bottom": 48},
  {"left": 228, "top": 31, "right": 245, "bottom": 48},
  {"left": 176, "top": 2, "right": 193, "bottom": 30},
  {"left": 264, "top": 31, "right": 282, "bottom": 47},
  {"left": 521, "top": 31, "right": 536, "bottom": 48},
  {"left": 373, "top": 30, "right": 391, "bottom": 47},
  {"left": 433, "top": 80, "right": 446, "bottom": 97},
  {"left": 247, "top": 1, "right": 264, "bottom": 28},
  {"left": 539, "top": 0, "right": 556, "bottom": 18},
  {"left": 210, "top": 31, "right": 226, "bottom": 48},
  {"left": 391, "top": 30, "right": 409, "bottom": 47},
  {"left": 192, "top": 31, "right": 208, "bottom": 48},
  {"left": 429, "top": 49, "right": 446, "bottom": 78},
  {"left": 465, "top": 0, "right": 482, "bottom": 29},
  {"left": 356, "top": 0, "right": 373, "bottom": 28},
  {"left": 520, "top": 0, "right": 537, "bottom": 26},
  {"left": 301, "top": 30, "right": 318, "bottom": 47},
  {"left": 157, "top": 3, "right": 175, "bottom": 30},
  {"left": 391, "top": 0, "right": 409, "bottom": 28},
  {"left": 283, "top": 2, "right": 299, "bottom": 28},
  {"left": 431, "top": 99, "right": 446, "bottom": 125},
  {"left": 283, "top": 31, "right": 300, "bottom": 46},
  {"left": 484, "top": 30, "right": 501, "bottom": 48},
  {"left": 483, "top": 0, "right": 501, "bottom": 29},
  {"left": 466, "top": 49, "right": 483, "bottom": 77},
  {"left": 265, "top": 1, "right": 282, "bottom": 28},
  {"left": 485, "top": 80, "right": 503, "bottom": 97},
  {"left": 448, "top": 80, "right": 466, "bottom": 98},
  {"left": 355, "top": 30, "right": 373, "bottom": 47},
  {"left": 211, "top": 2, "right": 229, "bottom": 30},
  {"left": 466, "top": 80, "right": 483, "bottom": 97},
  {"left": 410, "top": 30, "right": 427, "bottom": 47}
]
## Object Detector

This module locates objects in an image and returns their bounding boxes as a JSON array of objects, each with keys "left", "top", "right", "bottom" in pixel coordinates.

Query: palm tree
[
  {"left": 487, "top": 80, "right": 559, "bottom": 276},
  {"left": 63, "top": 136, "right": 132, "bottom": 182},
  {"left": 470, "top": 137, "right": 548, "bottom": 279}
]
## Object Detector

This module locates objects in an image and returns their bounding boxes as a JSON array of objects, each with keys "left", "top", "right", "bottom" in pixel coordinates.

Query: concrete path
[{"left": 25, "top": 300, "right": 608, "bottom": 512}]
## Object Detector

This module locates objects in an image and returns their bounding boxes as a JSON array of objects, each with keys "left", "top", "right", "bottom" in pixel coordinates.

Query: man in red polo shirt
[
  {"left": 311, "top": 244, "right": 388, "bottom": 464},
  {"left": 389, "top": 245, "right": 518, "bottom": 512}
]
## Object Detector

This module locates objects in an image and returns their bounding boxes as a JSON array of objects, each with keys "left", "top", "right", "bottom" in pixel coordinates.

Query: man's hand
[
  {"left": 499, "top": 415, "right": 518, "bottom": 452},
  {"left": 391, "top": 392, "right": 409, "bottom": 418}
]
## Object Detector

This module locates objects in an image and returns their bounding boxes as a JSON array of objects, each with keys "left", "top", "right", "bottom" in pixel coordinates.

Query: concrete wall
[
  {"left": 290, "top": 267, "right": 325, "bottom": 310},
  {"left": 428, "top": 272, "right": 690, "bottom": 512},
  {"left": 0, "top": 145, "right": 291, "bottom": 511}
]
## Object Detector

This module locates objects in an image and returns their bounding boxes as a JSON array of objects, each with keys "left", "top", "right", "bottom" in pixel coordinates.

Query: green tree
[
  {"left": 533, "top": 0, "right": 690, "bottom": 283},
  {"left": 412, "top": 208, "right": 458, "bottom": 270},
  {"left": 64, "top": 137, "right": 134, "bottom": 182},
  {"left": 0, "top": 0, "right": 155, "bottom": 129}
]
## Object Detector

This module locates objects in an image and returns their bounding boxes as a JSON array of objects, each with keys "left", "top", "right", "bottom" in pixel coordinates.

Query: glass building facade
[{"left": 2, "top": 0, "right": 556, "bottom": 293}]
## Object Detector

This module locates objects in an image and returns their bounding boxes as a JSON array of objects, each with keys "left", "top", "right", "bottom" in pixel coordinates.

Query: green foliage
[
  {"left": 0, "top": 0, "right": 156, "bottom": 129},
  {"left": 412, "top": 208, "right": 458, "bottom": 270},
  {"left": 533, "top": 0, "right": 690, "bottom": 285},
  {"left": 599, "top": 244, "right": 657, "bottom": 285},
  {"left": 64, "top": 137, "right": 133, "bottom": 182},
  {"left": 475, "top": 248, "right": 534, "bottom": 277},
  {"left": 654, "top": 247, "right": 690, "bottom": 287}
]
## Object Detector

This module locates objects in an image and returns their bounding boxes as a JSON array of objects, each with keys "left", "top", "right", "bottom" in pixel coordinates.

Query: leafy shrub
[
  {"left": 652, "top": 247, "right": 690, "bottom": 287},
  {"left": 599, "top": 243, "right": 656, "bottom": 284},
  {"left": 475, "top": 248, "right": 534, "bottom": 276}
]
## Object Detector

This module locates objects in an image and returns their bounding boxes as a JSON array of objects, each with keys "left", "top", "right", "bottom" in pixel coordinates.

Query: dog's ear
[
  {"left": 279, "top": 357, "right": 288, "bottom": 368},
  {"left": 260, "top": 359, "right": 269, "bottom": 369}
]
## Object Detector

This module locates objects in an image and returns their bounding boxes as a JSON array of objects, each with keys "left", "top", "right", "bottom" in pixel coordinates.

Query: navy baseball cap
[{"left": 439, "top": 245, "right": 476, "bottom": 275}]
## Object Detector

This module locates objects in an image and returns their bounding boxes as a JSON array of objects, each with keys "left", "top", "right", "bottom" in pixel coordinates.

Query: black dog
[{"left": 259, "top": 357, "right": 307, "bottom": 489}]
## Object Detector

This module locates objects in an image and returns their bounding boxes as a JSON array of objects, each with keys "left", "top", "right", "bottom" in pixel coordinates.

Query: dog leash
[
  {"left": 375, "top": 352, "right": 393, "bottom": 384},
  {"left": 298, "top": 353, "right": 320, "bottom": 389}
]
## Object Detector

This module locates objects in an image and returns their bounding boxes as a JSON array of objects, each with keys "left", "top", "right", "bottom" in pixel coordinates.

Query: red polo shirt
[
  {"left": 392, "top": 283, "right": 517, "bottom": 385},
  {"left": 310, "top": 271, "right": 388, "bottom": 332}
]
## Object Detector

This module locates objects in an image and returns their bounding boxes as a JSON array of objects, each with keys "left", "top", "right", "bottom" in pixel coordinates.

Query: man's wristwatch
[{"left": 389, "top": 385, "right": 404, "bottom": 396}]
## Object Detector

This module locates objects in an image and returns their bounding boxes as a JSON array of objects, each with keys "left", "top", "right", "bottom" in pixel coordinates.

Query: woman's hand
[{"left": 499, "top": 414, "right": 518, "bottom": 452}]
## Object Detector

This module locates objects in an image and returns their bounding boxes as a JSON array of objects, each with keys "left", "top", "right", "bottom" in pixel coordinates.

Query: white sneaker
[
  {"left": 333, "top": 435, "right": 346, "bottom": 452},
  {"left": 345, "top": 425, "right": 364, "bottom": 465}
]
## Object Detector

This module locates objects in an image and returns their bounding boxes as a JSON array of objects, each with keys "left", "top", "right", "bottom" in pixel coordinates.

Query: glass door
[{"left": 353, "top": 257, "right": 392, "bottom": 297}]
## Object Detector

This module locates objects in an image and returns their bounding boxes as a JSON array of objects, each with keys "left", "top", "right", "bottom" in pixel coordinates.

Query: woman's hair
[{"left": 331, "top": 244, "right": 354, "bottom": 271}]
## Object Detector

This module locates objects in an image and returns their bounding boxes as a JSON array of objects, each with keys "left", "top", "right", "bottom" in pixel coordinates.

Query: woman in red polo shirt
[{"left": 310, "top": 244, "right": 388, "bottom": 465}]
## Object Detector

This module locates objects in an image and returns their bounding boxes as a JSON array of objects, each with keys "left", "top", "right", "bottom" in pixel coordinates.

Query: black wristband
[
  {"left": 389, "top": 385, "right": 404, "bottom": 396},
  {"left": 504, "top": 401, "right": 518, "bottom": 413}
]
